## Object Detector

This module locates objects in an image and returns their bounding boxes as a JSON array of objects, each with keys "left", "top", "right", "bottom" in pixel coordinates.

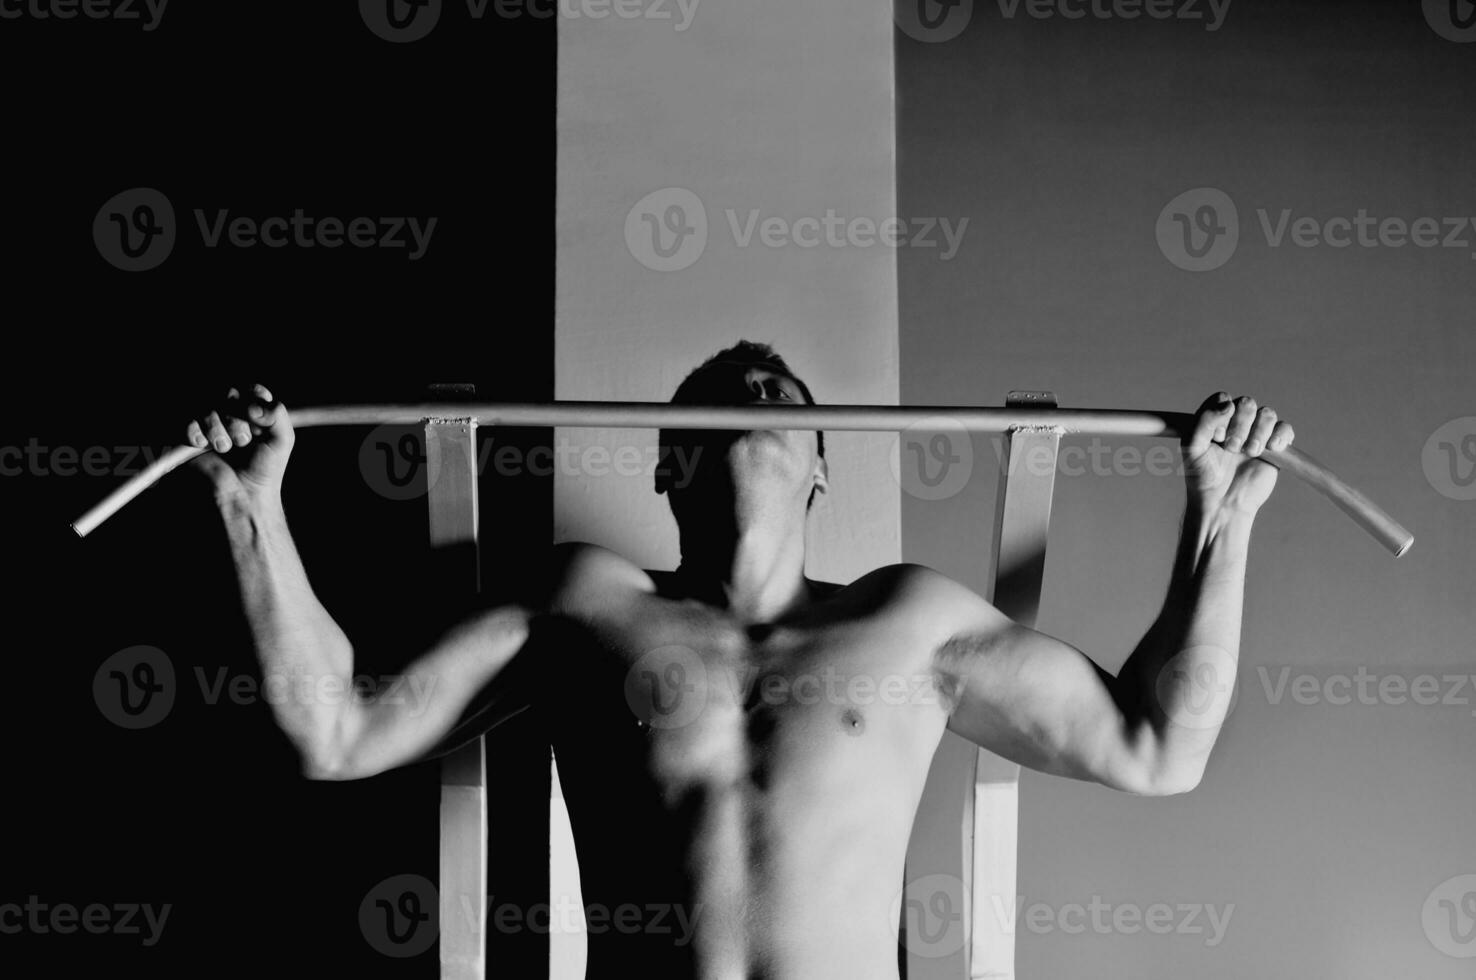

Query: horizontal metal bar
[
  {"left": 67, "top": 401, "right": 1414, "bottom": 558},
  {"left": 283, "top": 401, "right": 1192, "bottom": 436}
]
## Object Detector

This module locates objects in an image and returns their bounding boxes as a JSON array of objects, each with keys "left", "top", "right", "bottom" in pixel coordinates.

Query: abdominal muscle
[{"left": 556, "top": 675, "right": 942, "bottom": 980}]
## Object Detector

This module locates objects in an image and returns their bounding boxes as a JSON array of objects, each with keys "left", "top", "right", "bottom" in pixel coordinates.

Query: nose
[{"left": 744, "top": 368, "right": 782, "bottom": 401}]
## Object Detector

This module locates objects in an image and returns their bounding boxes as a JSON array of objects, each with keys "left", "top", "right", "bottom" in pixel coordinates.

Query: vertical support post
[
  {"left": 965, "top": 392, "right": 1061, "bottom": 980},
  {"left": 427, "top": 406, "right": 487, "bottom": 980}
]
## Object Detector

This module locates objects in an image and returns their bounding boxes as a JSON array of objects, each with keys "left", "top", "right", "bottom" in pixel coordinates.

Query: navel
[{"left": 840, "top": 707, "right": 865, "bottom": 736}]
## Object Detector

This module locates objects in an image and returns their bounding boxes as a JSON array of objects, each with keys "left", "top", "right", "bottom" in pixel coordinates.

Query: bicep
[
  {"left": 939, "top": 617, "right": 1151, "bottom": 791},
  {"left": 334, "top": 604, "right": 535, "bottom": 777}
]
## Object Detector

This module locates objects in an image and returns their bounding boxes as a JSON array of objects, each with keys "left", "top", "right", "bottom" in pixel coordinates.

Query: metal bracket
[
  {"left": 1004, "top": 390, "right": 1057, "bottom": 408},
  {"left": 1004, "top": 390, "right": 1065, "bottom": 436}
]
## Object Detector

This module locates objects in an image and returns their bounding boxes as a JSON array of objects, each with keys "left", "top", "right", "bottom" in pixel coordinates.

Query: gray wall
[{"left": 899, "top": 1, "right": 1475, "bottom": 977}]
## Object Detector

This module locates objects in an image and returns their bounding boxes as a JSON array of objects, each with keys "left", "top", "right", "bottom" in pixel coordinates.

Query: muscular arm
[
  {"left": 934, "top": 392, "right": 1294, "bottom": 796},
  {"left": 190, "top": 385, "right": 546, "bottom": 782},
  {"left": 220, "top": 492, "right": 532, "bottom": 781},
  {"left": 934, "top": 501, "right": 1251, "bottom": 796}
]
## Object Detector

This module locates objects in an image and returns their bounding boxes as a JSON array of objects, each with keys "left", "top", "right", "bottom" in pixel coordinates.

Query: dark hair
[{"left": 655, "top": 340, "right": 824, "bottom": 499}]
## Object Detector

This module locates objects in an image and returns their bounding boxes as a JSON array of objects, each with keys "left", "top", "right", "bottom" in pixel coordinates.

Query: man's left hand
[{"left": 1182, "top": 391, "right": 1296, "bottom": 517}]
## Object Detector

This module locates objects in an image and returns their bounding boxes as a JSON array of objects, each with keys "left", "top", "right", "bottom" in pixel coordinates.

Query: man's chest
[{"left": 552, "top": 595, "right": 954, "bottom": 794}]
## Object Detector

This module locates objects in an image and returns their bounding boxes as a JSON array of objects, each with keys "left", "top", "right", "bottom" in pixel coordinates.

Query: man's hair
[{"left": 655, "top": 340, "right": 825, "bottom": 500}]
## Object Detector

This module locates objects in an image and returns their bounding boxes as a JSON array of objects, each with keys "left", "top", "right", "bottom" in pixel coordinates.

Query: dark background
[{"left": 3, "top": 3, "right": 554, "bottom": 975}]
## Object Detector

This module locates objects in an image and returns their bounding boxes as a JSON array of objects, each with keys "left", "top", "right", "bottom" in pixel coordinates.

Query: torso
[{"left": 527, "top": 549, "right": 964, "bottom": 980}]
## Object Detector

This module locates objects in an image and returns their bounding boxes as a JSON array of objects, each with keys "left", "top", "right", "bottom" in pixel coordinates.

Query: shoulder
[
  {"left": 543, "top": 541, "right": 655, "bottom": 612},
  {"left": 849, "top": 561, "right": 977, "bottom": 602},
  {"left": 851, "top": 562, "right": 1007, "bottom": 634}
]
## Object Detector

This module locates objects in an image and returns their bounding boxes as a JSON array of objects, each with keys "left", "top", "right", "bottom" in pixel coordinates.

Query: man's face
[{"left": 667, "top": 360, "right": 826, "bottom": 508}]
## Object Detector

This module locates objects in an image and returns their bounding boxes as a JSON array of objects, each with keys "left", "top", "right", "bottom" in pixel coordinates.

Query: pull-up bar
[{"left": 69, "top": 400, "right": 1414, "bottom": 557}]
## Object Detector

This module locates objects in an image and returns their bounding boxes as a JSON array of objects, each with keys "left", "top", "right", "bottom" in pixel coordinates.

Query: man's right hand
[{"left": 186, "top": 383, "right": 295, "bottom": 503}]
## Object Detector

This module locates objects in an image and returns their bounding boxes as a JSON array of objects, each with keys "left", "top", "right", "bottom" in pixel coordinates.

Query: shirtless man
[{"left": 187, "top": 341, "right": 1294, "bottom": 979}]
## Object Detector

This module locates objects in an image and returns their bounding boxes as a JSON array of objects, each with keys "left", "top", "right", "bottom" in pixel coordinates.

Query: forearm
[
  {"left": 219, "top": 490, "right": 357, "bottom": 773},
  {"left": 1116, "top": 498, "right": 1255, "bottom": 791}
]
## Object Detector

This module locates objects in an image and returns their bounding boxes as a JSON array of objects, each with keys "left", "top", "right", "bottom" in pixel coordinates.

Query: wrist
[
  {"left": 1187, "top": 498, "right": 1255, "bottom": 557},
  {"left": 217, "top": 485, "right": 284, "bottom": 526}
]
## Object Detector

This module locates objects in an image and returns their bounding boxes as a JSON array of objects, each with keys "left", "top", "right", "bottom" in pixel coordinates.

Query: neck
[{"left": 676, "top": 511, "right": 811, "bottom": 624}]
